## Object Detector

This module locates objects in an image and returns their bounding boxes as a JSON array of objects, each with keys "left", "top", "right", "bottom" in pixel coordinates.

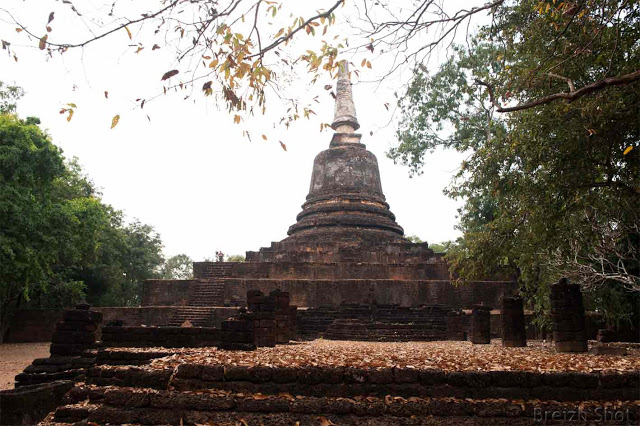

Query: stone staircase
[
  {"left": 298, "top": 304, "right": 452, "bottom": 340},
  {"left": 189, "top": 281, "right": 225, "bottom": 307},
  {"left": 166, "top": 281, "right": 226, "bottom": 326},
  {"left": 48, "top": 361, "right": 640, "bottom": 425},
  {"left": 167, "top": 307, "right": 214, "bottom": 327},
  {"left": 193, "top": 262, "right": 233, "bottom": 279}
]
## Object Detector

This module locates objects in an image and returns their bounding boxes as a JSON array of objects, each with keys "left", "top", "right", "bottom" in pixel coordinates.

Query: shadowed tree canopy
[
  {"left": 0, "top": 89, "right": 165, "bottom": 341},
  {"left": 390, "top": 0, "right": 639, "bottom": 326}
]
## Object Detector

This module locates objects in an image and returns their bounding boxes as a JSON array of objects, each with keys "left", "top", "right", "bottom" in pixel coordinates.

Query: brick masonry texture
[
  {"left": 82, "top": 363, "right": 639, "bottom": 402},
  {"left": 101, "top": 326, "right": 221, "bottom": 348},
  {"left": 551, "top": 278, "right": 588, "bottom": 353}
]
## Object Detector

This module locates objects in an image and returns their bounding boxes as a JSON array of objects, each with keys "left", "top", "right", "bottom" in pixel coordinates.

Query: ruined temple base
[{"left": 41, "top": 340, "right": 640, "bottom": 425}]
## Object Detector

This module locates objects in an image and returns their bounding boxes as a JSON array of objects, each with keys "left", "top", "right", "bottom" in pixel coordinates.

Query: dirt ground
[{"left": 0, "top": 342, "right": 50, "bottom": 390}]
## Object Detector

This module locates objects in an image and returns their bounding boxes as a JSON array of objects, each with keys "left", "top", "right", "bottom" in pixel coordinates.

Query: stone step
[
  {"left": 54, "top": 383, "right": 640, "bottom": 425},
  {"left": 51, "top": 361, "right": 640, "bottom": 425},
  {"left": 167, "top": 306, "right": 217, "bottom": 326}
]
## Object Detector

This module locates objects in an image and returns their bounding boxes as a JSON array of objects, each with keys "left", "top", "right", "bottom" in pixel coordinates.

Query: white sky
[{"left": 0, "top": 1, "right": 486, "bottom": 260}]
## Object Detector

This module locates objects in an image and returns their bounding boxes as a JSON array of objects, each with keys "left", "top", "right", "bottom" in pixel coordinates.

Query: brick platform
[
  {"left": 45, "top": 357, "right": 639, "bottom": 425},
  {"left": 320, "top": 304, "right": 450, "bottom": 341}
]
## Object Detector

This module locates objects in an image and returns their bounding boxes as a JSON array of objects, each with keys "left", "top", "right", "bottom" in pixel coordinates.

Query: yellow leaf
[
  {"left": 38, "top": 34, "right": 48, "bottom": 50},
  {"left": 233, "top": 115, "right": 242, "bottom": 124},
  {"left": 361, "top": 58, "right": 366, "bottom": 67},
  {"left": 262, "top": 134, "right": 268, "bottom": 140},
  {"left": 279, "top": 141, "right": 287, "bottom": 151},
  {"left": 66, "top": 109, "right": 74, "bottom": 122},
  {"left": 125, "top": 26, "right": 132, "bottom": 40},
  {"left": 15, "top": 28, "right": 22, "bottom": 33},
  {"left": 111, "top": 114, "right": 120, "bottom": 129},
  {"left": 161, "top": 70, "right": 179, "bottom": 80},
  {"left": 623, "top": 146, "right": 634, "bottom": 156}
]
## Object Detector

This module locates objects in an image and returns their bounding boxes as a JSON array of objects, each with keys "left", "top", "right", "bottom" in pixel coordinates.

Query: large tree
[
  {"left": 0, "top": 97, "right": 165, "bottom": 339},
  {"left": 391, "top": 0, "right": 639, "bottom": 326}
]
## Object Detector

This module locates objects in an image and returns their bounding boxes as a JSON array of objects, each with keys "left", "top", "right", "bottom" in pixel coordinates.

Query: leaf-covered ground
[{"left": 121, "top": 340, "right": 640, "bottom": 373}]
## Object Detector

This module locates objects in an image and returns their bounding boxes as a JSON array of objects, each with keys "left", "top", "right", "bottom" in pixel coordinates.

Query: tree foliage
[
  {"left": 0, "top": 0, "right": 576, "bottom": 133},
  {"left": 160, "top": 254, "right": 194, "bottom": 280},
  {"left": 0, "top": 98, "right": 164, "bottom": 340},
  {"left": 0, "top": 81, "right": 24, "bottom": 114},
  {"left": 226, "top": 254, "right": 246, "bottom": 262},
  {"left": 391, "top": 0, "right": 639, "bottom": 325}
]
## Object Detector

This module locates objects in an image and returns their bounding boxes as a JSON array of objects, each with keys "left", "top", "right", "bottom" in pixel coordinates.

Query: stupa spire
[{"left": 331, "top": 61, "right": 360, "bottom": 133}]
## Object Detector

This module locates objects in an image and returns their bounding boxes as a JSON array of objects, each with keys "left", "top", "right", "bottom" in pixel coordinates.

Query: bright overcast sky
[{"left": 0, "top": 0, "right": 487, "bottom": 260}]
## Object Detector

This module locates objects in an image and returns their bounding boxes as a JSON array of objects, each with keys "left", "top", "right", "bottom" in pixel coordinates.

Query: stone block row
[
  {"left": 101, "top": 326, "right": 221, "bottom": 348},
  {"left": 95, "top": 349, "right": 174, "bottom": 366},
  {"left": 298, "top": 303, "right": 451, "bottom": 341},
  {"left": 163, "top": 363, "right": 639, "bottom": 401},
  {"left": 53, "top": 385, "right": 639, "bottom": 425},
  {"left": 220, "top": 289, "right": 296, "bottom": 349},
  {"left": 15, "top": 303, "right": 101, "bottom": 388}
]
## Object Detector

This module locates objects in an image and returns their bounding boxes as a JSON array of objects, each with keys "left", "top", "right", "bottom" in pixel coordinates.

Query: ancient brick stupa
[
  {"left": 284, "top": 62, "right": 405, "bottom": 244},
  {"left": 142, "top": 62, "right": 514, "bottom": 321}
]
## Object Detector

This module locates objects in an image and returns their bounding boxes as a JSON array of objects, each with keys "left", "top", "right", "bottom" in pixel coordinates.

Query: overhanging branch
[{"left": 475, "top": 69, "right": 640, "bottom": 113}]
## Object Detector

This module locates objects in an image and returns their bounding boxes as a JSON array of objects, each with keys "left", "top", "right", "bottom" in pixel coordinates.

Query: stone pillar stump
[
  {"left": 470, "top": 305, "right": 491, "bottom": 344},
  {"left": 501, "top": 297, "right": 527, "bottom": 347},
  {"left": 550, "top": 278, "right": 587, "bottom": 353},
  {"left": 446, "top": 311, "right": 466, "bottom": 341}
]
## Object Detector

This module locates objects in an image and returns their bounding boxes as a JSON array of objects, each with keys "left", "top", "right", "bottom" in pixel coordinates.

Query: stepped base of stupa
[
  {"left": 142, "top": 239, "right": 515, "bottom": 317},
  {"left": 42, "top": 341, "right": 640, "bottom": 426}
]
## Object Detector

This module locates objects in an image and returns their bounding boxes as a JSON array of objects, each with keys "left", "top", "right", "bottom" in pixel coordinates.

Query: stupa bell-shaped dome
[{"left": 284, "top": 62, "right": 405, "bottom": 243}]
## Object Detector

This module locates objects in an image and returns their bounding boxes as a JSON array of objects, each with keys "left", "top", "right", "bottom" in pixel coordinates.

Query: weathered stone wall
[
  {"left": 15, "top": 305, "right": 102, "bottom": 389},
  {"left": 300, "top": 304, "right": 450, "bottom": 341},
  {"left": 85, "top": 363, "right": 640, "bottom": 402},
  {"left": 195, "top": 261, "right": 450, "bottom": 280},
  {"left": 99, "top": 307, "right": 183, "bottom": 327},
  {"left": 244, "top": 241, "right": 441, "bottom": 264},
  {"left": 0, "top": 380, "right": 74, "bottom": 426},
  {"left": 4, "top": 309, "right": 63, "bottom": 343},
  {"left": 99, "top": 306, "right": 238, "bottom": 329},
  {"left": 222, "top": 279, "right": 515, "bottom": 309},
  {"left": 101, "top": 326, "right": 221, "bottom": 348},
  {"left": 141, "top": 279, "right": 199, "bottom": 306},
  {"left": 4, "top": 307, "right": 239, "bottom": 343}
]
